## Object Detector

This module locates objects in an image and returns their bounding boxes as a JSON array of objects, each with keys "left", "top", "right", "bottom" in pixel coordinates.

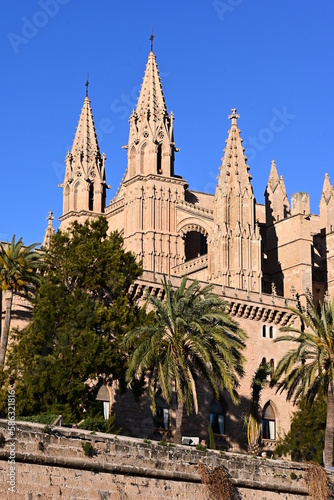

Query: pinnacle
[
  {"left": 135, "top": 50, "right": 167, "bottom": 121},
  {"left": 217, "top": 110, "right": 253, "bottom": 192},
  {"left": 71, "top": 93, "right": 101, "bottom": 162},
  {"left": 321, "top": 172, "right": 333, "bottom": 203},
  {"left": 267, "top": 160, "right": 280, "bottom": 188}
]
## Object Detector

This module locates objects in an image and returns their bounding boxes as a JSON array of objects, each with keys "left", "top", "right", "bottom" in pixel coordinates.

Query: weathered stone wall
[{"left": 0, "top": 420, "right": 324, "bottom": 499}]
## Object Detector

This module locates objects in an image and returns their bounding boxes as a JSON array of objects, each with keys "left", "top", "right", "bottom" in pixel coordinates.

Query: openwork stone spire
[
  {"left": 123, "top": 48, "right": 176, "bottom": 180},
  {"left": 208, "top": 109, "right": 262, "bottom": 292},
  {"left": 60, "top": 87, "right": 107, "bottom": 221},
  {"left": 71, "top": 95, "right": 101, "bottom": 165},
  {"left": 135, "top": 50, "right": 168, "bottom": 125}
]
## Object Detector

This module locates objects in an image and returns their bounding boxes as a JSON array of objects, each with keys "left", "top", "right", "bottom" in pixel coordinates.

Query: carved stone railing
[
  {"left": 171, "top": 255, "right": 208, "bottom": 276},
  {"left": 128, "top": 271, "right": 297, "bottom": 326}
]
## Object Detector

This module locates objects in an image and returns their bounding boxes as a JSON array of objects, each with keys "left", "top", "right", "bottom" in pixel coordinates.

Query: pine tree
[{"left": 0, "top": 217, "right": 144, "bottom": 422}]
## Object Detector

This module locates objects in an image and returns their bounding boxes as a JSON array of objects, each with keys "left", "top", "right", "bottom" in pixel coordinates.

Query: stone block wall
[{"left": 0, "top": 420, "right": 328, "bottom": 499}]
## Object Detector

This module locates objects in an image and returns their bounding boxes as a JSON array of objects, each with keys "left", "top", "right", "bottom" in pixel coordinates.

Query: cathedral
[{"left": 46, "top": 44, "right": 334, "bottom": 450}]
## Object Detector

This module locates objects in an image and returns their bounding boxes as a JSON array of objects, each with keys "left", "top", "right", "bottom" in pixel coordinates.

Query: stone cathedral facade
[{"left": 55, "top": 47, "right": 334, "bottom": 451}]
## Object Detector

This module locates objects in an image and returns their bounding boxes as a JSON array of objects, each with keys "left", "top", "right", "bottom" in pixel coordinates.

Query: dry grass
[
  {"left": 306, "top": 463, "right": 332, "bottom": 500},
  {"left": 198, "top": 462, "right": 236, "bottom": 499}
]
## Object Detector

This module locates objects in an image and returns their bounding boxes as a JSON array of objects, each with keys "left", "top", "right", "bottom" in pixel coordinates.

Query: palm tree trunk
[
  {"left": 324, "top": 385, "right": 334, "bottom": 469},
  {"left": 173, "top": 401, "right": 184, "bottom": 444},
  {"left": 0, "top": 290, "right": 13, "bottom": 368}
]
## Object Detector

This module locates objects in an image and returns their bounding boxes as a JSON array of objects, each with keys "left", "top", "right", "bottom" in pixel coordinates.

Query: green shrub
[
  {"left": 82, "top": 442, "right": 94, "bottom": 457},
  {"left": 18, "top": 414, "right": 59, "bottom": 425},
  {"left": 196, "top": 443, "right": 207, "bottom": 452},
  {"left": 78, "top": 415, "right": 116, "bottom": 434}
]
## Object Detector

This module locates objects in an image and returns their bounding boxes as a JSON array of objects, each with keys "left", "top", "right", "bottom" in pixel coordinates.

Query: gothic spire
[
  {"left": 135, "top": 48, "right": 168, "bottom": 123},
  {"left": 209, "top": 109, "right": 262, "bottom": 292},
  {"left": 320, "top": 173, "right": 334, "bottom": 231},
  {"left": 42, "top": 211, "right": 55, "bottom": 249},
  {"left": 71, "top": 90, "right": 101, "bottom": 165},
  {"left": 60, "top": 85, "right": 108, "bottom": 223},
  {"left": 321, "top": 173, "right": 333, "bottom": 204},
  {"left": 267, "top": 160, "right": 280, "bottom": 190},
  {"left": 217, "top": 108, "right": 253, "bottom": 197},
  {"left": 265, "top": 160, "right": 290, "bottom": 224}
]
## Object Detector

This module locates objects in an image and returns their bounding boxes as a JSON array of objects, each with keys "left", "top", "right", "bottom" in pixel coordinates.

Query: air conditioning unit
[{"left": 181, "top": 436, "right": 199, "bottom": 446}]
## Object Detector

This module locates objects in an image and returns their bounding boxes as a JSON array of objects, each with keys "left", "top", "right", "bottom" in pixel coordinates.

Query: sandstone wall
[{"left": 0, "top": 420, "right": 322, "bottom": 499}]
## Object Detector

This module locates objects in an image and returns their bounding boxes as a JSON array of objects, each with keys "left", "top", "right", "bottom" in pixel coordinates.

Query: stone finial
[{"left": 228, "top": 108, "right": 240, "bottom": 126}]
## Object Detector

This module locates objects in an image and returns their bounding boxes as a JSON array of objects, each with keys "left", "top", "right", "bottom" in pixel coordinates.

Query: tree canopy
[
  {"left": 271, "top": 294, "right": 334, "bottom": 468},
  {"left": 125, "top": 275, "right": 247, "bottom": 417},
  {"left": 275, "top": 393, "right": 327, "bottom": 464},
  {"left": 0, "top": 236, "right": 41, "bottom": 368},
  {"left": 0, "top": 217, "right": 145, "bottom": 422}
]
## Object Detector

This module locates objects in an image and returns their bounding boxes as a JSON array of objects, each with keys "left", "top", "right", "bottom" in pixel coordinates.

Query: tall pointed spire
[
  {"left": 42, "top": 211, "right": 55, "bottom": 249},
  {"left": 123, "top": 43, "right": 176, "bottom": 180},
  {"left": 135, "top": 49, "right": 168, "bottom": 125},
  {"left": 71, "top": 92, "right": 101, "bottom": 165},
  {"left": 265, "top": 160, "right": 290, "bottom": 224},
  {"left": 60, "top": 84, "right": 108, "bottom": 225},
  {"left": 208, "top": 109, "right": 262, "bottom": 292},
  {"left": 320, "top": 173, "right": 334, "bottom": 231}
]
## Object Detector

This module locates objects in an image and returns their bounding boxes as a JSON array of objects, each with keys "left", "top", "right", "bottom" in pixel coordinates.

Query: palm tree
[
  {"left": 271, "top": 294, "right": 334, "bottom": 469},
  {"left": 0, "top": 236, "right": 41, "bottom": 368},
  {"left": 245, "top": 360, "right": 272, "bottom": 455},
  {"left": 124, "top": 276, "right": 247, "bottom": 441}
]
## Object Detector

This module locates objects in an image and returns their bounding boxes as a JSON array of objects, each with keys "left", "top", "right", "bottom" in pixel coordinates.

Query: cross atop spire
[
  {"left": 228, "top": 108, "right": 240, "bottom": 126},
  {"left": 150, "top": 29, "right": 154, "bottom": 53},
  {"left": 85, "top": 74, "right": 89, "bottom": 97}
]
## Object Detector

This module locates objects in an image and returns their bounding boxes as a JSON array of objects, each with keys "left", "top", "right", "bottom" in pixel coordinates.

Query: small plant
[
  {"left": 82, "top": 441, "right": 94, "bottom": 458},
  {"left": 196, "top": 443, "right": 207, "bottom": 452},
  {"left": 143, "top": 438, "right": 151, "bottom": 444},
  {"left": 219, "top": 450, "right": 225, "bottom": 455},
  {"left": 290, "top": 472, "right": 297, "bottom": 480},
  {"left": 157, "top": 439, "right": 167, "bottom": 446},
  {"left": 208, "top": 424, "right": 216, "bottom": 450},
  {"left": 167, "top": 442, "right": 175, "bottom": 447},
  {"left": 38, "top": 441, "right": 45, "bottom": 452},
  {"left": 43, "top": 425, "right": 52, "bottom": 435}
]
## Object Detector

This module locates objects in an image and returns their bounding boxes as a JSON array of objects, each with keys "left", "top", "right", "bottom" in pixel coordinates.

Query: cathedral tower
[
  {"left": 108, "top": 45, "right": 186, "bottom": 276},
  {"left": 208, "top": 109, "right": 262, "bottom": 292},
  {"left": 60, "top": 83, "right": 107, "bottom": 229}
]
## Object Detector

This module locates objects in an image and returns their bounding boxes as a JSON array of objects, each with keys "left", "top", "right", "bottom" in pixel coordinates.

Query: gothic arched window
[
  {"left": 210, "top": 399, "right": 226, "bottom": 435},
  {"left": 154, "top": 391, "right": 169, "bottom": 430},
  {"left": 262, "top": 402, "right": 276, "bottom": 440}
]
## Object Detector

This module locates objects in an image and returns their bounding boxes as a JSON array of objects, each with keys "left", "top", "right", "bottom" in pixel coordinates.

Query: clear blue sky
[{"left": 1, "top": 1, "right": 333, "bottom": 244}]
